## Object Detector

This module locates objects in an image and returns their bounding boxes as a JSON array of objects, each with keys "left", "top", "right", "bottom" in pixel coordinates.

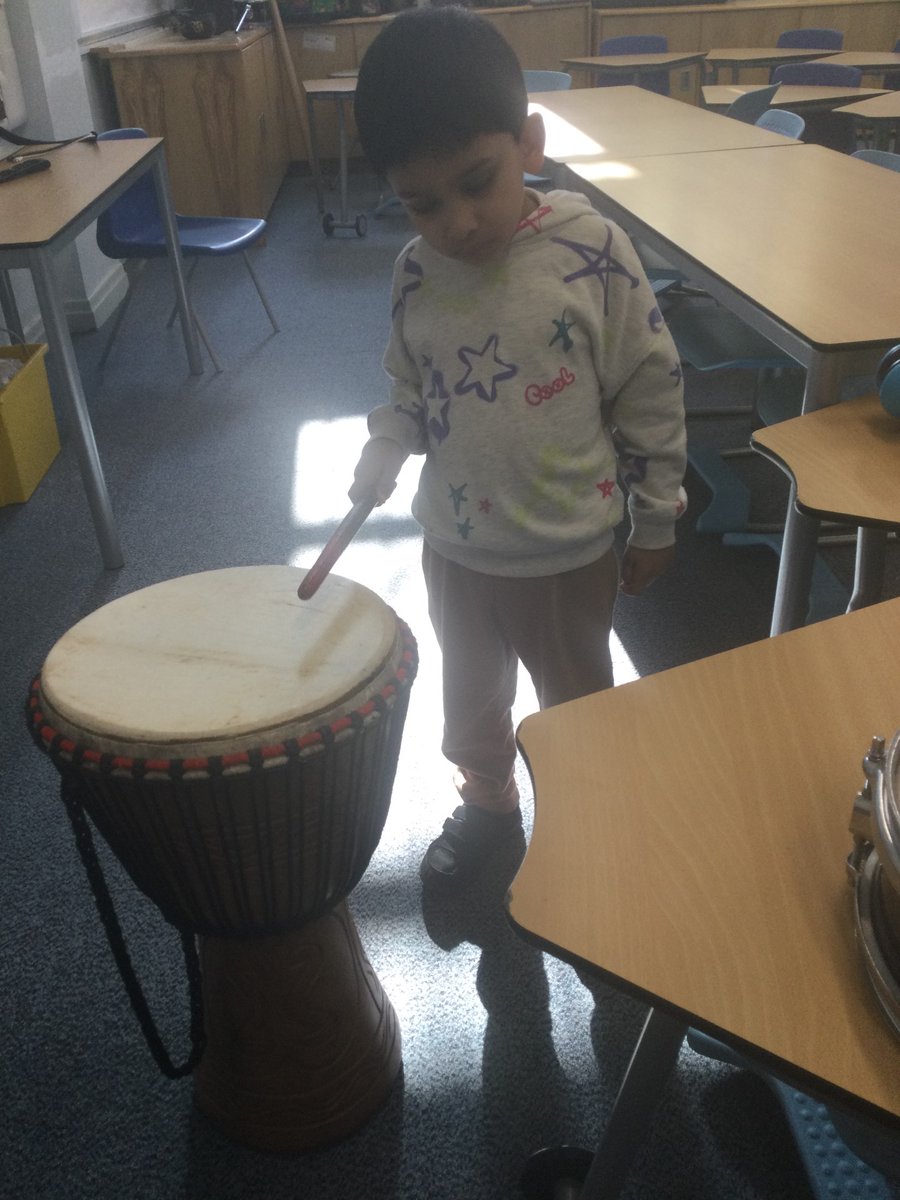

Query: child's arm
[
  {"left": 619, "top": 544, "right": 675, "bottom": 596},
  {"left": 605, "top": 298, "right": 687, "bottom": 595},
  {"left": 571, "top": 220, "right": 686, "bottom": 588},
  {"left": 349, "top": 436, "right": 409, "bottom": 505},
  {"left": 349, "top": 249, "right": 427, "bottom": 505}
]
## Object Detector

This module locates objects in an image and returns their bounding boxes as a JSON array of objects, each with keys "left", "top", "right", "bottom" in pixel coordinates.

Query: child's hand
[
  {"left": 619, "top": 544, "right": 675, "bottom": 596},
  {"left": 349, "top": 437, "right": 408, "bottom": 506}
]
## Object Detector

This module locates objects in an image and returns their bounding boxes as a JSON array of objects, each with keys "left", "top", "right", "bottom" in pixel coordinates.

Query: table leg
[
  {"left": 848, "top": 527, "right": 888, "bottom": 611},
  {"left": 307, "top": 95, "right": 325, "bottom": 214},
  {"left": 28, "top": 249, "right": 124, "bottom": 571},
  {"left": 0, "top": 268, "right": 24, "bottom": 342},
  {"left": 337, "top": 98, "right": 349, "bottom": 225},
  {"left": 579, "top": 1007, "right": 688, "bottom": 1199},
  {"left": 769, "top": 493, "right": 820, "bottom": 635},
  {"left": 149, "top": 153, "right": 202, "bottom": 377},
  {"left": 769, "top": 353, "right": 844, "bottom": 636}
]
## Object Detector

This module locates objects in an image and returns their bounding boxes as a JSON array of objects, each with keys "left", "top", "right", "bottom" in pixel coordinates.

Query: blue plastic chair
[
  {"left": 523, "top": 70, "right": 572, "bottom": 189},
  {"left": 771, "top": 63, "right": 863, "bottom": 150},
  {"left": 755, "top": 107, "right": 806, "bottom": 138},
  {"left": 95, "top": 128, "right": 278, "bottom": 372},
  {"left": 687, "top": 1030, "right": 899, "bottom": 1200},
  {"left": 597, "top": 34, "right": 670, "bottom": 95},
  {"left": 599, "top": 34, "right": 667, "bottom": 54},
  {"left": 522, "top": 70, "right": 572, "bottom": 93},
  {"left": 883, "top": 39, "right": 900, "bottom": 90},
  {"left": 769, "top": 30, "right": 846, "bottom": 83},
  {"left": 852, "top": 148, "right": 900, "bottom": 171},
  {"left": 664, "top": 294, "right": 804, "bottom": 533},
  {"left": 724, "top": 82, "right": 779, "bottom": 124},
  {"left": 776, "top": 27, "right": 844, "bottom": 50},
  {"left": 771, "top": 61, "right": 862, "bottom": 87}
]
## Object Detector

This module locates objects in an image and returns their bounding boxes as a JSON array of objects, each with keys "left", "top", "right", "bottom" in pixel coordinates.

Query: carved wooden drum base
[{"left": 194, "top": 900, "right": 401, "bottom": 1152}]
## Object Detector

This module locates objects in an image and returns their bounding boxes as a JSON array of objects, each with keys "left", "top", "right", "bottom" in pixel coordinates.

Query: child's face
[{"left": 387, "top": 117, "right": 546, "bottom": 266}]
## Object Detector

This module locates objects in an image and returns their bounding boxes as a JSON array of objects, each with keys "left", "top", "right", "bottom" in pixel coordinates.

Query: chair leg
[
  {"left": 98, "top": 261, "right": 146, "bottom": 369},
  {"left": 161, "top": 259, "right": 220, "bottom": 372},
  {"left": 848, "top": 527, "right": 888, "bottom": 612},
  {"left": 192, "top": 309, "right": 222, "bottom": 374},
  {"left": 241, "top": 250, "right": 279, "bottom": 333},
  {"left": 167, "top": 259, "right": 199, "bottom": 329},
  {"left": 166, "top": 253, "right": 277, "bottom": 340}
]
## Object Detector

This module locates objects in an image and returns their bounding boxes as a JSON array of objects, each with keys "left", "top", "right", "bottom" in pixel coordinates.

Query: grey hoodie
[{"left": 367, "top": 188, "right": 687, "bottom": 577}]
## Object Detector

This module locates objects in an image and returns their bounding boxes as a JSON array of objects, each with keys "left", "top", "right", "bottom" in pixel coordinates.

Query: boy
[{"left": 349, "top": 5, "right": 687, "bottom": 888}]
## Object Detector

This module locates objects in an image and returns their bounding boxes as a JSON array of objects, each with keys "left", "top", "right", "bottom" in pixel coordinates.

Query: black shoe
[{"left": 419, "top": 804, "right": 523, "bottom": 888}]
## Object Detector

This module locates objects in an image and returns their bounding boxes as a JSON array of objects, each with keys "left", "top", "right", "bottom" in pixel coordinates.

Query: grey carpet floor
[{"left": 1, "top": 166, "right": 895, "bottom": 1199}]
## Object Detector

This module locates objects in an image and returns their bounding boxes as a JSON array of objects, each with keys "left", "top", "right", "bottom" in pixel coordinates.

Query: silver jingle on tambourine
[{"left": 848, "top": 731, "right": 900, "bottom": 1038}]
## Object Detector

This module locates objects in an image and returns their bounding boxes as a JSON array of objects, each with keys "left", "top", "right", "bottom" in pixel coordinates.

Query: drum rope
[{"left": 59, "top": 773, "right": 207, "bottom": 1080}]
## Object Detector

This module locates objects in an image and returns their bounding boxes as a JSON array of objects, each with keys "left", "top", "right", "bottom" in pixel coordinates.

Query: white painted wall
[
  {"left": 0, "top": 1, "right": 27, "bottom": 128},
  {"left": 76, "top": 0, "right": 170, "bottom": 39},
  {"left": 3, "top": 1, "right": 128, "bottom": 340}
]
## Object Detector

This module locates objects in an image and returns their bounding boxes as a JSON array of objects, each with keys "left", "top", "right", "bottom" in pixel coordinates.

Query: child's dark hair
[{"left": 354, "top": 6, "right": 528, "bottom": 175}]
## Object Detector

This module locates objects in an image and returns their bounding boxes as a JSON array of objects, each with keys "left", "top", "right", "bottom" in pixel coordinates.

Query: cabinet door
[
  {"left": 111, "top": 52, "right": 244, "bottom": 215},
  {"left": 243, "top": 35, "right": 290, "bottom": 215},
  {"left": 110, "top": 39, "right": 289, "bottom": 218},
  {"left": 485, "top": 4, "right": 591, "bottom": 69}
]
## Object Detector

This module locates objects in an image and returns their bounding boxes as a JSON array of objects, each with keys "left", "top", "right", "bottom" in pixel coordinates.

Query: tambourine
[
  {"left": 876, "top": 344, "right": 900, "bottom": 418},
  {"left": 848, "top": 732, "right": 900, "bottom": 1038}
]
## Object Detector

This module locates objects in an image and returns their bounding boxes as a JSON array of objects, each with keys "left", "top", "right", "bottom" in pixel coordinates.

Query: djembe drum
[
  {"left": 27, "top": 566, "right": 417, "bottom": 1152},
  {"left": 848, "top": 731, "right": 900, "bottom": 1040}
]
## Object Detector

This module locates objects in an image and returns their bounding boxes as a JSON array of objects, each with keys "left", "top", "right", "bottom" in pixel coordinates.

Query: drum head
[{"left": 39, "top": 567, "right": 398, "bottom": 756}]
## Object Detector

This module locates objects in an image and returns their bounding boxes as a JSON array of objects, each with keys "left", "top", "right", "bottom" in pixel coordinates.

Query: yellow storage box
[{"left": 0, "top": 343, "right": 60, "bottom": 505}]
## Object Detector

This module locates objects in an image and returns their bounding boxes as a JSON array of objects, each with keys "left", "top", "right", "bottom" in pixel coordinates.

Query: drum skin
[
  {"left": 28, "top": 567, "right": 418, "bottom": 1151},
  {"left": 30, "top": 658, "right": 413, "bottom": 938}
]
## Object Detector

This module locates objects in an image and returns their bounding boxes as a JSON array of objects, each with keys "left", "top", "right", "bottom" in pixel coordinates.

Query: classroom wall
[
  {"left": 76, "top": 0, "right": 170, "bottom": 39},
  {"left": 3, "top": 1, "right": 128, "bottom": 339}
]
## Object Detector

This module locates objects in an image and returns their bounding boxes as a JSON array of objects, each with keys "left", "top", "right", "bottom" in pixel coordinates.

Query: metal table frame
[{"left": 0, "top": 138, "right": 201, "bottom": 569}]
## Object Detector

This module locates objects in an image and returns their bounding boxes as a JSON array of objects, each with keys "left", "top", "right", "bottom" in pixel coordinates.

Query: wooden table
[
  {"left": 546, "top": 139, "right": 900, "bottom": 634},
  {"left": 809, "top": 50, "right": 900, "bottom": 76},
  {"left": 560, "top": 51, "right": 706, "bottom": 87},
  {"left": 704, "top": 45, "right": 840, "bottom": 83},
  {"left": 752, "top": 392, "right": 900, "bottom": 611},
  {"left": 703, "top": 82, "right": 889, "bottom": 112},
  {"left": 753, "top": 393, "right": 900, "bottom": 530},
  {"left": 836, "top": 90, "right": 900, "bottom": 150},
  {"left": 0, "top": 137, "right": 201, "bottom": 569},
  {"left": 509, "top": 596, "right": 900, "bottom": 1197},
  {"left": 530, "top": 85, "right": 801, "bottom": 166},
  {"left": 302, "top": 78, "right": 367, "bottom": 237}
]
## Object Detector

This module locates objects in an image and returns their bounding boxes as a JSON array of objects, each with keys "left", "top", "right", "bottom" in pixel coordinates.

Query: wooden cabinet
[
  {"left": 96, "top": 27, "right": 289, "bottom": 218},
  {"left": 98, "top": 7, "right": 593, "bottom": 185}
]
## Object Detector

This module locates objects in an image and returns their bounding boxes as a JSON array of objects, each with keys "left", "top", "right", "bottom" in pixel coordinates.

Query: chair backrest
[
  {"left": 598, "top": 34, "right": 667, "bottom": 55},
  {"left": 755, "top": 107, "right": 806, "bottom": 138},
  {"left": 772, "top": 61, "right": 862, "bottom": 87},
  {"left": 724, "top": 83, "right": 779, "bottom": 123},
  {"left": 776, "top": 27, "right": 844, "bottom": 49},
  {"left": 95, "top": 128, "right": 161, "bottom": 259},
  {"left": 885, "top": 39, "right": 900, "bottom": 89},
  {"left": 522, "top": 70, "right": 572, "bottom": 92},
  {"left": 852, "top": 148, "right": 900, "bottom": 172},
  {"left": 597, "top": 34, "right": 669, "bottom": 94}
]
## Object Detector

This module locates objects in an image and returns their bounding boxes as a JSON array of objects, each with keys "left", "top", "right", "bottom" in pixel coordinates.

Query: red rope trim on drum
[{"left": 25, "top": 620, "right": 419, "bottom": 782}]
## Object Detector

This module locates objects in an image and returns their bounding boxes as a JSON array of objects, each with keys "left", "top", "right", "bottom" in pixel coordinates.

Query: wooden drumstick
[{"left": 297, "top": 497, "right": 377, "bottom": 600}]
